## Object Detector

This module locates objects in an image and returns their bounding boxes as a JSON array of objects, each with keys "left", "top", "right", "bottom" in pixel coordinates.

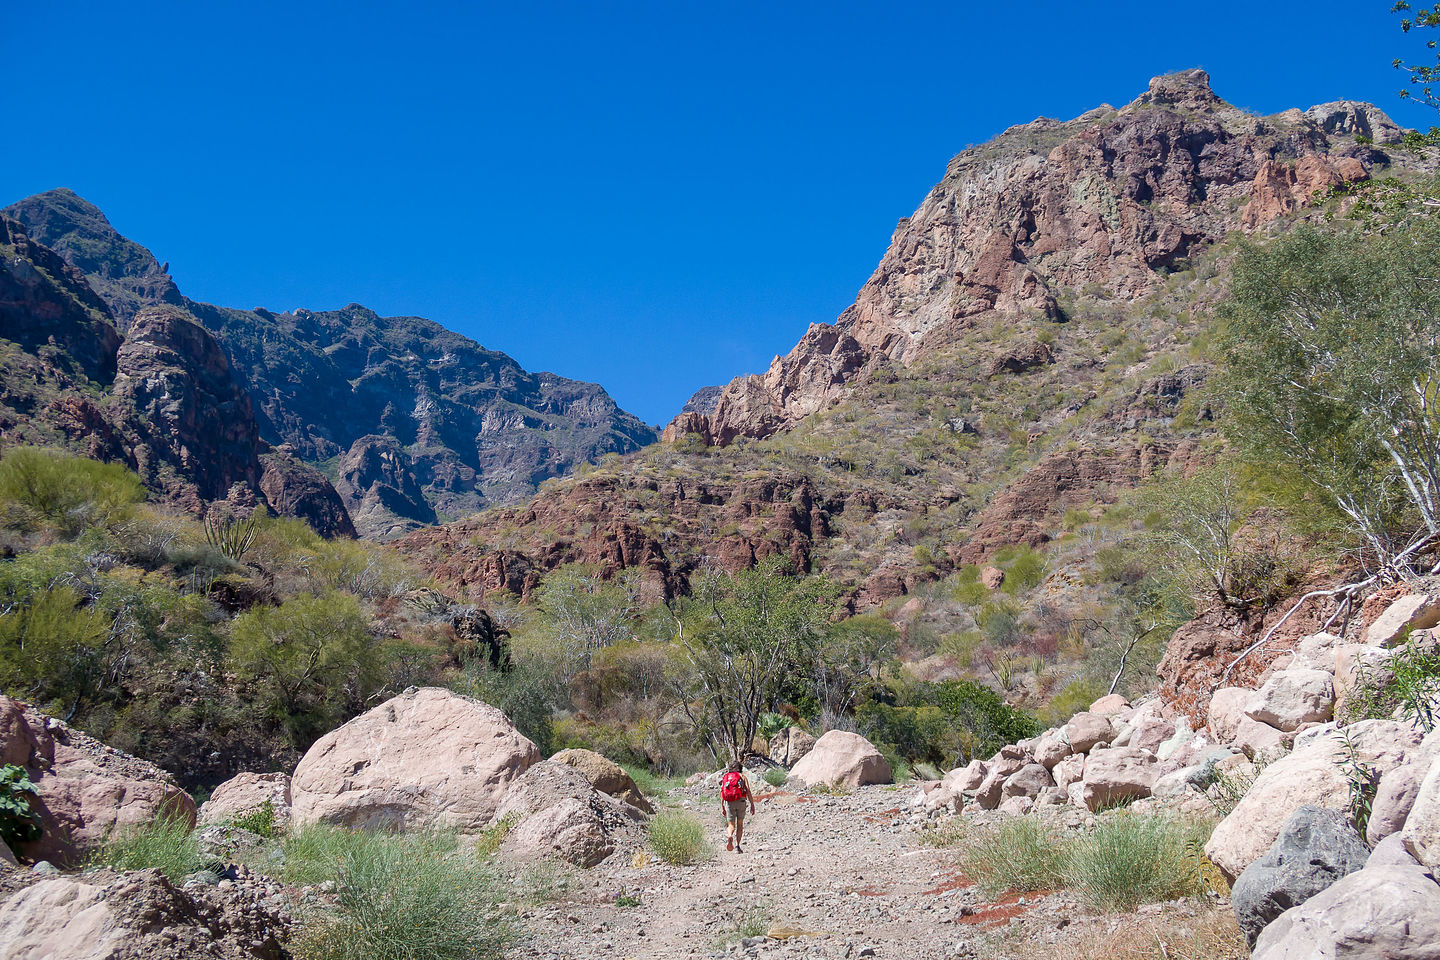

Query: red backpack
[{"left": 720, "top": 771, "right": 747, "bottom": 801}]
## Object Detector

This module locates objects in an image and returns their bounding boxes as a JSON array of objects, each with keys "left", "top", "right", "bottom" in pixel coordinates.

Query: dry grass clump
[{"left": 999, "top": 907, "right": 1247, "bottom": 960}]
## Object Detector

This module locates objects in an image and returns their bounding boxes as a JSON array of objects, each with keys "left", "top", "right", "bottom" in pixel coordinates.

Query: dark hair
[{"left": 726, "top": 760, "right": 742, "bottom": 773}]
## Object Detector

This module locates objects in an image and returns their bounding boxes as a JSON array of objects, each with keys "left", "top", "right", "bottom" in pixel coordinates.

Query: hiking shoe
[
  {"left": 736, "top": 845, "right": 743, "bottom": 854},
  {"left": 726, "top": 838, "right": 733, "bottom": 851}
]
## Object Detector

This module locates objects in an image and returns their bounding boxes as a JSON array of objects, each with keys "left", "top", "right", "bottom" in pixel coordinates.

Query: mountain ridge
[{"left": 2, "top": 190, "right": 658, "bottom": 538}]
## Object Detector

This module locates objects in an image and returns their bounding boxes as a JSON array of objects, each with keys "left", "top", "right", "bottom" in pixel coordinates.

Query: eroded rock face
[
  {"left": 665, "top": 71, "right": 1394, "bottom": 448},
  {"left": 290, "top": 687, "right": 540, "bottom": 832},
  {"left": 1401, "top": 754, "right": 1440, "bottom": 871},
  {"left": 789, "top": 731, "right": 892, "bottom": 788},
  {"left": 334, "top": 434, "right": 437, "bottom": 540},
  {"left": 0, "top": 696, "right": 196, "bottom": 866}
]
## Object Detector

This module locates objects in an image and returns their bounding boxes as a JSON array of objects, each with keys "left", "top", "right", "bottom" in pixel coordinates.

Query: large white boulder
[
  {"left": 789, "top": 731, "right": 892, "bottom": 788},
  {"left": 1364, "top": 593, "right": 1440, "bottom": 647},
  {"left": 1250, "top": 863, "right": 1440, "bottom": 960},
  {"left": 1207, "top": 686, "right": 1255, "bottom": 743},
  {"left": 1245, "top": 669, "right": 1335, "bottom": 732},
  {"left": 1079, "top": 746, "right": 1156, "bottom": 811},
  {"left": 549, "top": 748, "right": 654, "bottom": 814},
  {"left": 1061, "top": 712, "right": 1114, "bottom": 754},
  {"left": 1206, "top": 720, "right": 1422, "bottom": 881},
  {"left": 491, "top": 760, "right": 644, "bottom": 867},
  {"left": 1400, "top": 754, "right": 1440, "bottom": 871},
  {"left": 291, "top": 687, "right": 540, "bottom": 831}
]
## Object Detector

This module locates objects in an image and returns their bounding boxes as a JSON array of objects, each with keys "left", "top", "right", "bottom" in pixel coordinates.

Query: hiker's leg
[{"left": 735, "top": 816, "right": 744, "bottom": 847}]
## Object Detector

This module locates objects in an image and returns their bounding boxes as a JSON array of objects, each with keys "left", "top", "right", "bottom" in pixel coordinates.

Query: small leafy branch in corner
[
  {"left": 0, "top": 763, "right": 42, "bottom": 849},
  {"left": 1336, "top": 728, "right": 1381, "bottom": 837},
  {"left": 204, "top": 513, "right": 259, "bottom": 563}
]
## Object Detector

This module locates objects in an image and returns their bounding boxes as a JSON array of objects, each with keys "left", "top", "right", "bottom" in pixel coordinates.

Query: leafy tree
[
  {"left": 229, "top": 591, "right": 378, "bottom": 746},
  {"left": 674, "top": 556, "right": 839, "bottom": 761},
  {"left": 0, "top": 447, "right": 144, "bottom": 537},
  {"left": 533, "top": 564, "right": 640, "bottom": 679},
  {"left": 0, "top": 586, "right": 108, "bottom": 719},
  {"left": 1395, "top": 2, "right": 1440, "bottom": 111},
  {"left": 1217, "top": 219, "right": 1440, "bottom": 573},
  {"left": 811, "top": 613, "right": 897, "bottom": 728}
]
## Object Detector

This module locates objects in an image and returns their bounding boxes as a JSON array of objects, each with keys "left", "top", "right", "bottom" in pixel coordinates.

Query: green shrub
[
  {"left": 958, "top": 816, "right": 1065, "bottom": 896},
  {"left": 289, "top": 829, "right": 511, "bottom": 960},
  {"left": 620, "top": 762, "right": 684, "bottom": 800},
  {"left": 0, "top": 586, "right": 109, "bottom": 719},
  {"left": 229, "top": 592, "right": 378, "bottom": 748},
  {"left": 762, "top": 767, "right": 788, "bottom": 788},
  {"left": 0, "top": 447, "right": 144, "bottom": 537},
  {"left": 647, "top": 810, "right": 712, "bottom": 865},
  {"left": 230, "top": 800, "right": 278, "bottom": 839},
  {"left": 0, "top": 763, "right": 42, "bottom": 848},
  {"left": 90, "top": 815, "right": 201, "bottom": 880},
  {"left": 1060, "top": 813, "right": 1213, "bottom": 911},
  {"left": 1000, "top": 546, "right": 1048, "bottom": 594},
  {"left": 1345, "top": 637, "right": 1440, "bottom": 731}
]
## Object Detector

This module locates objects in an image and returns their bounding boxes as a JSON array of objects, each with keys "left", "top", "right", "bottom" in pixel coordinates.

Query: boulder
[
  {"left": 1089, "top": 694, "right": 1131, "bottom": 717},
  {"left": 0, "top": 696, "right": 196, "bottom": 865},
  {"left": 1033, "top": 732, "right": 1071, "bottom": 768},
  {"left": 1128, "top": 716, "right": 1177, "bottom": 754},
  {"left": 1364, "top": 593, "right": 1440, "bottom": 647},
  {"left": 973, "top": 754, "right": 1027, "bottom": 810},
  {"left": 1367, "top": 762, "right": 1423, "bottom": 845},
  {"left": 997, "top": 795, "right": 1034, "bottom": 816},
  {"left": 980, "top": 565, "right": 1005, "bottom": 589},
  {"left": 1292, "top": 632, "right": 1344, "bottom": 671},
  {"left": 549, "top": 748, "right": 654, "bottom": 813},
  {"left": 1051, "top": 753, "right": 1085, "bottom": 789},
  {"left": 0, "top": 867, "right": 289, "bottom": 960},
  {"left": 291, "top": 687, "right": 540, "bottom": 831},
  {"left": 1062, "top": 712, "right": 1114, "bottom": 754},
  {"left": 1207, "top": 686, "right": 1255, "bottom": 743},
  {"left": 1368, "top": 833, "right": 1421, "bottom": 869},
  {"left": 1245, "top": 669, "right": 1335, "bottom": 732},
  {"left": 943, "top": 759, "right": 987, "bottom": 793},
  {"left": 789, "top": 731, "right": 892, "bottom": 789},
  {"left": 1080, "top": 747, "right": 1157, "bottom": 811},
  {"left": 1001, "top": 763, "right": 1055, "bottom": 800},
  {"left": 1233, "top": 715, "right": 1289, "bottom": 761},
  {"left": 0, "top": 836, "right": 15, "bottom": 869},
  {"left": 768, "top": 727, "right": 818, "bottom": 768},
  {"left": 1206, "top": 720, "right": 1423, "bottom": 881},
  {"left": 198, "top": 772, "right": 292, "bottom": 827},
  {"left": 491, "top": 760, "right": 644, "bottom": 867},
  {"left": 1400, "top": 754, "right": 1440, "bottom": 871},
  {"left": 1251, "top": 863, "right": 1440, "bottom": 960},
  {"left": 1231, "top": 805, "right": 1370, "bottom": 946}
]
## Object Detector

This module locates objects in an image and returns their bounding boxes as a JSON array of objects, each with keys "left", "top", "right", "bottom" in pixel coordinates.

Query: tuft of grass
[
  {"left": 289, "top": 829, "right": 512, "bottom": 960},
  {"left": 515, "top": 858, "right": 578, "bottom": 905},
  {"left": 712, "top": 906, "right": 771, "bottom": 948},
  {"left": 647, "top": 810, "right": 713, "bottom": 865},
  {"left": 762, "top": 768, "right": 788, "bottom": 788},
  {"left": 89, "top": 815, "right": 202, "bottom": 880},
  {"left": 475, "top": 812, "right": 518, "bottom": 858},
  {"left": 1060, "top": 813, "right": 1214, "bottom": 912},
  {"left": 620, "top": 763, "right": 684, "bottom": 801},
  {"left": 918, "top": 819, "right": 969, "bottom": 848},
  {"left": 998, "top": 906, "right": 1246, "bottom": 960},
  {"left": 958, "top": 816, "right": 1064, "bottom": 895}
]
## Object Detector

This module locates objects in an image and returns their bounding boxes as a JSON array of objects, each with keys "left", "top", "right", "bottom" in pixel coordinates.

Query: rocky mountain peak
[
  {"left": 1126, "top": 68, "right": 1222, "bottom": 113},
  {"left": 665, "top": 71, "right": 1405, "bottom": 447}
]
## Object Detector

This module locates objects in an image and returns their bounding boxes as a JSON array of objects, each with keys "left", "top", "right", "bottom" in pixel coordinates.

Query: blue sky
[{"left": 4, "top": 2, "right": 1437, "bottom": 425}]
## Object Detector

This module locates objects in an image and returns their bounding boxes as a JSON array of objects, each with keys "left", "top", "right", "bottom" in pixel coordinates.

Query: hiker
[{"left": 720, "top": 759, "right": 755, "bottom": 852}]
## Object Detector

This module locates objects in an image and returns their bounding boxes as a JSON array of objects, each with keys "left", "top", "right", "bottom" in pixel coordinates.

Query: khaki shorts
[{"left": 724, "top": 799, "right": 748, "bottom": 823}]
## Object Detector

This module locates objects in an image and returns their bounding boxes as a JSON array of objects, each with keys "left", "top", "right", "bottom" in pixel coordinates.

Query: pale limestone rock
[
  {"left": 291, "top": 687, "right": 540, "bottom": 831},
  {"left": 1250, "top": 863, "right": 1440, "bottom": 960},
  {"left": 198, "top": 772, "right": 291, "bottom": 827},
  {"left": 1245, "top": 669, "right": 1335, "bottom": 732},
  {"left": 789, "top": 730, "right": 891, "bottom": 789},
  {"left": 1080, "top": 747, "right": 1156, "bottom": 811}
]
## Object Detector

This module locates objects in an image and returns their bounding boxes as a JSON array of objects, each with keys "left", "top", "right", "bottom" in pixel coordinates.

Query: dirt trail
[{"left": 506, "top": 783, "right": 1070, "bottom": 960}]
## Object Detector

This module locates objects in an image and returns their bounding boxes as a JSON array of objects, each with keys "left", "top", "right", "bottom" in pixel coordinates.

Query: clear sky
[{"left": 4, "top": 2, "right": 1437, "bottom": 425}]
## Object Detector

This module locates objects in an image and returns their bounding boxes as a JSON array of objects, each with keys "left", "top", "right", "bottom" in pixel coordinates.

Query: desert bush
[
  {"left": 1344, "top": 636, "right": 1440, "bottom": 731},
  {"left": 1060, "top": 812, "right": 1213, "bottom": 911},
  {"left": 0, "top": 447, "right": 144, "bottom": 537},
  {"left": 229, "top": 591, "right": 379, "bottom": 748},
  {"left": 230, "top": 800, "right": 278, "bottom": 839},
  {"left": 90, "top": 815, "right": 202, "bottom": 880},
  {"left": 647, "top": 810, "right": 713, "bottom": 865},
  {"left": 958, "top": 816, "right": 1065, "bottom": 895},
  {"left": 288, "top": 829, "right": 511, "bottom": 960},
  {"left": 306, "top": 538, "right": 417, "bottom": 602},
  {"left": 0, "top": 585, "right": 109, "bottom": 718},
  {"left": 762, "top": 767, "right": 788, "bottom": 788}
]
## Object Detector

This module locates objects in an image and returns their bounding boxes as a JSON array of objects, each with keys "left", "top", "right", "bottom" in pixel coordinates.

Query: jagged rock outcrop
[
  {"left": 334, "top": 434, "right": 437, "bottom": 539},
  {"left": 257, "top": 447, "right": 356, "bottom": 538},
  {"left": 666, "top": 70, "right": 1392, "bottom": 447}
]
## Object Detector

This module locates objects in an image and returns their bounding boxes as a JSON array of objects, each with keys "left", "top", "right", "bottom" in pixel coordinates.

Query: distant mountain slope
[
  {"left": 3, "top": 191, "right": 659, "bottom": 538},
  {"left": 399, "top": 71, "right": 1429, "bottom": 607},
  {"left": 0, "top": 215, "right": 354, "bottom": 534}
]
